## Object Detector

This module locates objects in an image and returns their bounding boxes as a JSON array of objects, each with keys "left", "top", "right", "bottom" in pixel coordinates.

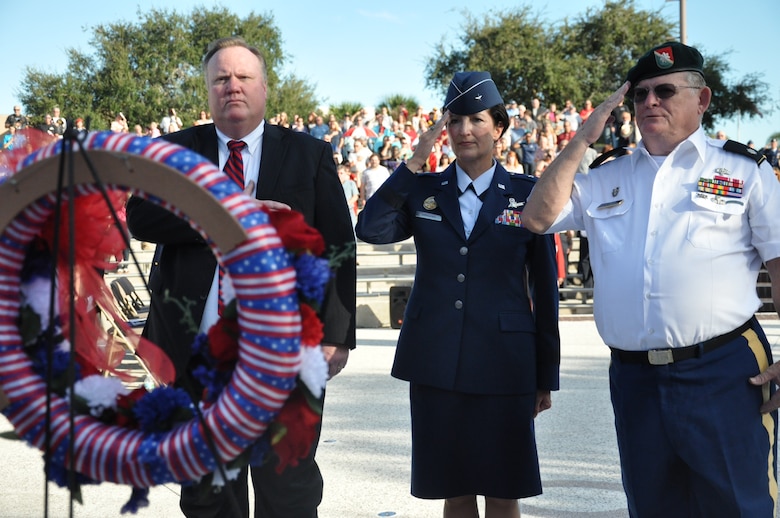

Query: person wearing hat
[
  {"left": 522, "top": 41, "right": 780, "bottom": 515},
  {"left": 356, "top": 71, "right": 560, "bottom": 517},
  {"left": 762, "top": 137, "right": 779, "bottom": 169}
]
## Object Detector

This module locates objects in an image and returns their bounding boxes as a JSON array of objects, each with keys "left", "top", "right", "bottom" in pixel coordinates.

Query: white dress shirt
[
  {"left": 199, "top": 122, "right": 265, "bottom": 333},
  {"left": 456, "top": 162, "right": 495, "bottom": 239},
  {"left": 547, "top": 127, "right": 780, "bottom": 350}
]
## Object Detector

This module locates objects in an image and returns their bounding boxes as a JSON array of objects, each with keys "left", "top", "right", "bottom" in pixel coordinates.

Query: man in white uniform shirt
[{"left": 523, "top": 41, "right": 780, "bottom": 516}]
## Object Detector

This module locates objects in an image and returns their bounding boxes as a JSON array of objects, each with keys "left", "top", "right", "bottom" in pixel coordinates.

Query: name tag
[
  {"left": 597, "top": 200, "right": 624, "bottom": 210},
  {"left": 415, "top": 211, "right": 442, "bottom": 222}
]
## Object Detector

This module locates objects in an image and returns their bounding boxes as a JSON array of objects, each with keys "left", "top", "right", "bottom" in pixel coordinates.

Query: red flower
[
  {"left": 299, "top": 304, "right": 324, "bottom": 346},
  {"left": 115, "top": 388, "right": 147, "bottom": 428},
  {"left": 271, "top": 388, "right": 322, "bottom": 474},
  {"left": 267, "top": 210, "right": 325, "bottom": 256},
  {"left": 207, "top": 316, "right": 240, "bottom": 367}
]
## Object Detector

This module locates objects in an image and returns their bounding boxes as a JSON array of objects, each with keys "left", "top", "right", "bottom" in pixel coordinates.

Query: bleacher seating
[{"left": 108, "top": 236, "right": 777, "bottom": 329}]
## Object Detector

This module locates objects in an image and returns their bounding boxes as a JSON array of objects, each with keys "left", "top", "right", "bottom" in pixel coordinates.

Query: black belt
[{"left": 610, "top": 319, "right": 753, "bottom": 366}]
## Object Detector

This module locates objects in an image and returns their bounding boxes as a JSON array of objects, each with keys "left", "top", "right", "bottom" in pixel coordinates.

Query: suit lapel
[
  {"left": 433, "top": 166, "right": 467, "bottom": 240},
  {"left": 257, "top": 124, "right": 285, "bottom": 199},
  {"left": 200, "top": 126, "right": 219, "bottom": 165}
]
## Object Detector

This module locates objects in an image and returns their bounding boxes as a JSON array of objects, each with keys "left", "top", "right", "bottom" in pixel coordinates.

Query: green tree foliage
[
  {"left": 559, "top": 1, "right": 672, "bottom": 104},
  {"left": 377, "top": 94, "right": 420, "bottom": 121},
  {"left": 327, "top": 102, "right": 364, "bottom": 122},
  {"left": 17, "top": 6, "right": 318, "bottom": 131},
  {"left": 268, "top": 76, "right": 320, "bottom": 122},
  {"left": 699, "top": 53, "right": 771, "bottom": 131},
  {"left": 424, "top": 1, "right": 771, "bottom": 130}
]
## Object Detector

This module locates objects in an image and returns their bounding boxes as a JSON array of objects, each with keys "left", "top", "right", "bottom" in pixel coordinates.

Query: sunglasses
[{"left": 632, "top": 84, "right": 702, "bottom": 103}]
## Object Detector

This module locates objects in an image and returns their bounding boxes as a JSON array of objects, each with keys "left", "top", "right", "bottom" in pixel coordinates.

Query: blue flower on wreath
[
  {"left": 120, "top": 487, "right": 150, "bottom": 514},
  {"left": 31, "top": 344, "right": 72, "bottom": 379},
  {"left": 191, "top": 364, "right": 231, "bottom": 404},
  {"left": 293, "top": 254, "right": 331, "bottom": 306},
  {"left": 47, "top": 462, "right": 97, "bottom": 489},
  {"left": 133, "top": 387, "right": 194, "bottom": 433},
  {"left": 191, "top": 333, "right": 210, "bottom": 360}
]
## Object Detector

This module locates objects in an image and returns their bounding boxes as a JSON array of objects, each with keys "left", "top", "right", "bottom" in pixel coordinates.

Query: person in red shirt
[
  {"left": 579, "top": 99, "right": 594, "bottom": 122},
  {"left": 558, "top": 119, "right": 577, "bottom": 143}
]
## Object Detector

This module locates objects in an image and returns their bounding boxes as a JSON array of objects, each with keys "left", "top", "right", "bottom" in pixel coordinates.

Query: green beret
[{"left": 626, "top": 41, "right": 704, "bottom": 85}]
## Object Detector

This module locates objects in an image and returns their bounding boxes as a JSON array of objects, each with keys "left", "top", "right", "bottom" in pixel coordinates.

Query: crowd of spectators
[
  {"left": 4, "top": 99, "right": 778, "bottom": 194},
  {"left": 3, "top": 96, "right": 778, "bottom": 289}
]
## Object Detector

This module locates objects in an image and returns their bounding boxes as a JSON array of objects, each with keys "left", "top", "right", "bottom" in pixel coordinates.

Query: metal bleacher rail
[
  {"left": 103, "top": 240, "right": 156, "bottom": 308},
  {"left": 355, "top": 237, "right": 595, "bottom": 325},
  {"left": 107, "top": 237, "right": 776, "bottom": 330}
]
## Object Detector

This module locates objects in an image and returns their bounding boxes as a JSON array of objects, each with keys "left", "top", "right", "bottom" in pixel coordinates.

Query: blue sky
[{"left": 2, "top": 0, "right": 777, "bottom": 145}]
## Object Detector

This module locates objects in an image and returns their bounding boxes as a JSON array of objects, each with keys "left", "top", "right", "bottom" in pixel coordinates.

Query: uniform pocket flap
[{"left": 586, "top": 197, "right": 632, "bottom": 219}]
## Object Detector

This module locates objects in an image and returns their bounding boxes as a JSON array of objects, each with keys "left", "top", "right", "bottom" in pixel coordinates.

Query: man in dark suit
[{"left": 126, "top": 36, "right": 356, "bottom": 518}]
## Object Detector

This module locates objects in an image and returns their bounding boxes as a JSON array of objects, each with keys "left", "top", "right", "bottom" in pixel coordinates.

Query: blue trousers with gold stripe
[{"left": 610, "top": 319, "right": 778, "bottom": 517}]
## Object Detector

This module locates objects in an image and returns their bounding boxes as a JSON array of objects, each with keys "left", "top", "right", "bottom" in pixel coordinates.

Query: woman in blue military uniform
[{"left": 356, "top": 72, "right": 560, "bottom": 518}]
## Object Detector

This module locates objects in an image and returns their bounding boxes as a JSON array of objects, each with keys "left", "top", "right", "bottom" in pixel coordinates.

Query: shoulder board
[
  {"left": 508, "top": 171, "right": 537, "bottom": 181},
  {"left": 590, "top": 147, "right": 629, "bottom": 169},
  {"left": 723, "top": 139, "right": 766, "bottom": 166}
]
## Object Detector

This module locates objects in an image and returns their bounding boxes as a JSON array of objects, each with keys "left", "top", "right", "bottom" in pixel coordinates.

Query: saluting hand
[
  {"left": 575, "top": 81, "right": 631, "bottom": 146},
  {"left": 406, "top": 111, "right": 450, "bottom": 173}
]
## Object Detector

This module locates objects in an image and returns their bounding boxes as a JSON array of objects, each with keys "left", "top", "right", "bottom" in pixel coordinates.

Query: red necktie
[
  {"left": 224, "top": 140, "right": 246, "bottom": 187},
  {"left": 219, "top": 140, "right": 246, "bottom": 315}
]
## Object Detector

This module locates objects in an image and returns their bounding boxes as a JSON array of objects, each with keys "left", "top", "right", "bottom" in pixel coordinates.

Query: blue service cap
[{"left": 443, "top": 72, "right": 504, "bottom": 115}]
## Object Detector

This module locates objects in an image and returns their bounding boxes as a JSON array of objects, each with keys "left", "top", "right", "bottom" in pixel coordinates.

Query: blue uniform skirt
[{"left": 409, "top": 383, "right": 542, "bottom": 499}]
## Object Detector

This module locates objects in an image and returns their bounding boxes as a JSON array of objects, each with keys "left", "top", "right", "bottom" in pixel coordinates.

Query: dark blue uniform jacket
[{"left": 356, "top": 163, "right": 560, "bottom": 395}]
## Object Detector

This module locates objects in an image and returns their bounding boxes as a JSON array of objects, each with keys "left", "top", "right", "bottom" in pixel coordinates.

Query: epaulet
[
  {"left": 723, "top": 139, "right": 766, "bottom": 166},
  {"left": 508, "top": 171, "right": 537, "bottom": 182},
  {"left": 589, "top": 147, "right": 629, "bottom": 169}
]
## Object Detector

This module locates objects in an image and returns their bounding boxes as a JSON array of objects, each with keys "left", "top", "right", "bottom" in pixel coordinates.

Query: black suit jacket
[{"left": 127, "top": 123, "right": 356, "bottom": 377}]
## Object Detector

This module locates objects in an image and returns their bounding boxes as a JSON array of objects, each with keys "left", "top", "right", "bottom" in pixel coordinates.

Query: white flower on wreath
[
  {"left": 221, "top": 272, "right": 235, "bottom": 309},
  {"left": 71, "top": 374, "right": 130, "bottom": 417},
  {"left": 210, "top": 466, "right": 242, "bottom": 487},
  {"left": 298, "top": 345, "right": 328, "bottom": 399},
  {"left": 21, "top": 277, "right": 58, "bottom": 331}
]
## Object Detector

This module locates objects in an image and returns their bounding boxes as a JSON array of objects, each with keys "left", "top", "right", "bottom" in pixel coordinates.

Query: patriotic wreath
[{"left": 0, "top": 132, "right": 329, "bottom": 513}]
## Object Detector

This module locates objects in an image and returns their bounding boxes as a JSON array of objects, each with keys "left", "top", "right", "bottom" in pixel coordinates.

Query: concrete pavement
[{"left": 2, "top": 316, "right": 779, "bottom": 517}]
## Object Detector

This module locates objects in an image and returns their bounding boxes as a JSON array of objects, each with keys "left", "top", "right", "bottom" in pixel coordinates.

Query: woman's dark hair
[{"left": 489, "top": 104, "right": 509, "bottom": 139}]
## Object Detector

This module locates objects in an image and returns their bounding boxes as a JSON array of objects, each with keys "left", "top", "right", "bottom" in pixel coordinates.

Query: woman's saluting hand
[{"left": 406, "top": 111, "right": 450, "bottom": 173}]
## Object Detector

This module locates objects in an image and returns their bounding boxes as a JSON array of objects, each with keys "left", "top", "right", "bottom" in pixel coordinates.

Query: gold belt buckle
[{"left": 647, "top": 349, "right": 674, "bottom": 365}]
